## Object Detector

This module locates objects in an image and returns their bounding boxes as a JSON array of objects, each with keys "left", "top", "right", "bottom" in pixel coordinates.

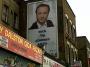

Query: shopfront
[
  {"left": 0, "top": 23, "right": 43, "bottom": 67},
  {"left": 43, "top": 56, "right": 65, "bottom": 67},
  {"left": 0, "top": 48, "right": 41, "bottom": 67}
]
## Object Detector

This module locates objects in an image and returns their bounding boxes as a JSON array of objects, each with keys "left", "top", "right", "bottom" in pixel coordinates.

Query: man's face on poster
[{"left": 36, "top": 6, "right": 49, "bottom": 25}]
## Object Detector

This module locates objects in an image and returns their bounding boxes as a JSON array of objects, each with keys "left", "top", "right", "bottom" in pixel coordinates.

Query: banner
[
  {"left": 0, "top": 24, "right": 42, "bottom": 64},
  {"left": 27, "top": 0, "right": 58, "bottom": 57}
]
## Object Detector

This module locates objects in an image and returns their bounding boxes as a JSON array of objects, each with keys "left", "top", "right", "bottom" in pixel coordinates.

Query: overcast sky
[{"left": 67, "top": 0, "right": 90, "bottom": 42}]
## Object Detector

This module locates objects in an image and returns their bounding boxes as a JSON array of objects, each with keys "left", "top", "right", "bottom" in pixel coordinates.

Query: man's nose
[
  {"left": 40, "top": 14, "right": 44, "bottom": 18},
  {"left": 40, "top": 14, "right": 44, "bottom": 17}
]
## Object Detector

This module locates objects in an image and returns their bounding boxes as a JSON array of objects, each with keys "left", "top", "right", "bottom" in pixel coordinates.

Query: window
[
  {"left": 65, "top": 14, "right": 69, "bottom": 34},
  {"left": 71, "top": 48, "right": 74, "bottom": 63},
  {"left": 9, "top": 10, "right": 14, "bottom": 27},
  {"left": 65, "top": 44, "right": 70, "bottom": 63},
  {"left": 65, "top": 16, "right": 68, "bottom": 34},
  {"left": 64, "top": 14, "right": 72, "bottom": 38},
  {"left": 72, "top": 25, "right": 76, "bottom": 41},
  {"left": 13, "top": 12, "right": 19, "bottom": 31},
  {"left": 68, "top": 20, "right": 72, "bottom": 38},
  {"left": 1, "top": 0, "right": 19, "bottom": 33},
  {"left": 2, "top": 4, "right": 9, "bottom": 24},
  {"left": 71, "top": 25, "right": 73, "bottom": 39}
]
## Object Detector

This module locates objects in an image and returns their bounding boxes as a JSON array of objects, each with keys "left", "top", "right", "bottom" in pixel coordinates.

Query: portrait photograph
[{"left": 27, "top": 0, "right": 58, "bottom": 57}]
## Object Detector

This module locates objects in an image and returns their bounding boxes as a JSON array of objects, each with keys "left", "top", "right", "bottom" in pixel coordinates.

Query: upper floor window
[
  {"left": 64, "top": 14, "right": 76, "bottom": 40},
  {"left": 64, "top": 14, "right": 69, "bottom": 34},
  {"left": 2, "top": 4, "right": 9, "bottom": 24},
  {"left": 72, "top": 25, "right": 76, "bottom": 41},
  {"left": 13, "top": 12, "right": 19, "bottom": 31},
  {"left": 1, "top": 0, "right": 19, "bottom": 33},
  {"left": 68, "top": 20, "right": 72, "bottom": 38},
  {"left": 65, "top": 44, "right": 70, "bottom": 63}
]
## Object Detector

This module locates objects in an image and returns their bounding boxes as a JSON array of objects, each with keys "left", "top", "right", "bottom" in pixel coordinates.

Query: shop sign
[
  {"left": 0, "top": 24, "right": 43, "bottom": 64},
  {"left": 43, "top": 56, "right": 65, "bottom": 67},
  {"left": 71, "top": 61, "right": 82, "bottom": 67}
]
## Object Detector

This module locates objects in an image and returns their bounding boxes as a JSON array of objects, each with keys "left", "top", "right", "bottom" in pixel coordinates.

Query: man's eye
[{"left": 38, "top": 13, "right": 42, "bottom": 14}]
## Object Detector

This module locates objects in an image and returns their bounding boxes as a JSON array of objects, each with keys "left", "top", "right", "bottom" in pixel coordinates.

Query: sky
[{"left": 67, "top": 0, "right": 90, "bottom": 42}]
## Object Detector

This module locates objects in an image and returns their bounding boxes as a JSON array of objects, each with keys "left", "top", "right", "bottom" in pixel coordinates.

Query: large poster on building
[{"left": 27, "top": 0, "right": 58, "bottom": 57}]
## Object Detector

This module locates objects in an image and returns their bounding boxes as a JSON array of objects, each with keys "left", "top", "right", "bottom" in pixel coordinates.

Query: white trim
[
  {"left": 65, "top": 14, "right": 68, "bottom": 19},
  {"left": 69, "top": 20, "right": 72, "bottom": 25}
]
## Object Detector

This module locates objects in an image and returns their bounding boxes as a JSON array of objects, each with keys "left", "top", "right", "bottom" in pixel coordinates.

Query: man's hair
[{"left": 36, "top": 4, "right": 50, "bottom": 13}]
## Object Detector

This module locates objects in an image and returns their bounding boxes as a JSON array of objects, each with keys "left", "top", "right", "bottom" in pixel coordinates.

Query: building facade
[
  {"left": 57, "top": 0, "right": 78, "bottom": 66},
  {"left": 0, "top": 0, "right": 19, "bottom": 33},
  {"left": 77, "top": 36, "right": 90, "bottom": 67},
  {"left": 19, "top": 0, "right": 78, "bottom": 66},
  {"left": 0, "top": 0, "right": 78, "bottom": 67},
  {"left": 0, "top": 0, "right": 43, "bottom": 67}
]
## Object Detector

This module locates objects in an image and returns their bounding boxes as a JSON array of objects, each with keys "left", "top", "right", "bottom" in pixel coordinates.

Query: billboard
[
  {"left": 0, "top": 23, "right": 42, "bottom": 64},
  {"left": 27, "top": 0, "right": 58, "bottom": 57}
]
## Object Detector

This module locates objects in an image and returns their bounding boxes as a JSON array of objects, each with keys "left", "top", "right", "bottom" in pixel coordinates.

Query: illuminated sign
[{"left": 0, "top": 24, "right": 43, "bottom": 64}]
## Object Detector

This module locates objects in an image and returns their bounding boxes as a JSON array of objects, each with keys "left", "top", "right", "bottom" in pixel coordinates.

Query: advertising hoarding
[
  {"left": 0, "top": 23, "right": 42, "bottom": 64},
  {"left": 27, "top": 0, "right": 58, "bottom": 57}
]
